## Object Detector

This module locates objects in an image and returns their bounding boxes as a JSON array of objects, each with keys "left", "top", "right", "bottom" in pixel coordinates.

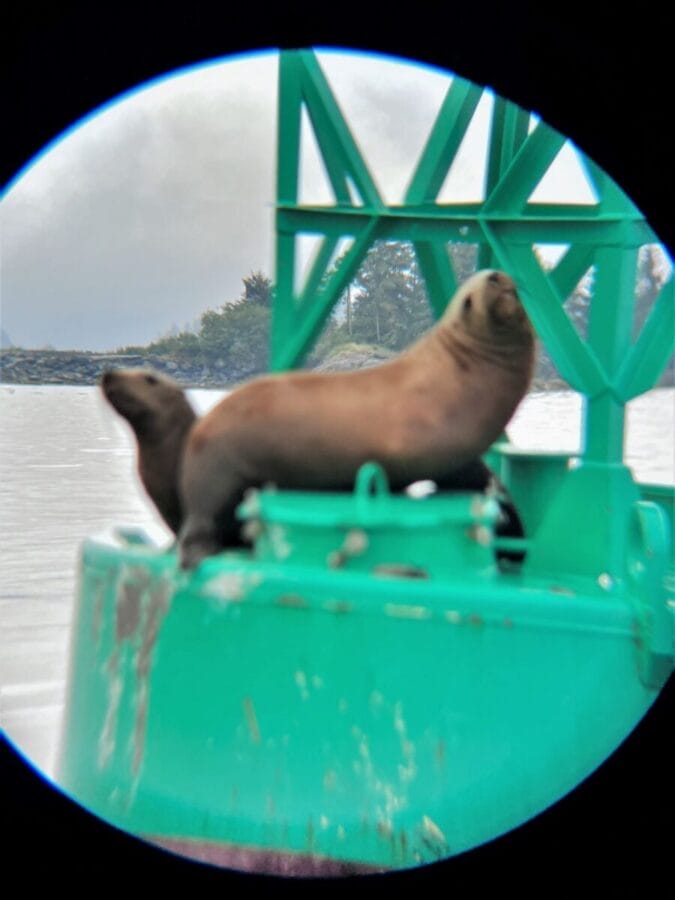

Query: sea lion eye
[
  {"left": 144, "top": 374, "right": 158, "bottom": 385},
  {"left": 463, "top": 295, "right": 473, "bottom": 312}
]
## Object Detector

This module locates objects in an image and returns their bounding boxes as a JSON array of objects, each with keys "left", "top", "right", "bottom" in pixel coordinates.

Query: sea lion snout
[{"left": 478, "top": 272, "right": 526, "bottom": 327}]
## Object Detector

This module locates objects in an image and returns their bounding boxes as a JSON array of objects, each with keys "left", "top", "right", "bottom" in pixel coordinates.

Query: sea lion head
[
  {"left": 445, "top": 269, "right": 533, "bottom": 347},
  {"left": 101, "top": 368, "right": 194, "bottom": 440},
  {"left": 101, "top": 368, "right": 197, "bottom": 534}
]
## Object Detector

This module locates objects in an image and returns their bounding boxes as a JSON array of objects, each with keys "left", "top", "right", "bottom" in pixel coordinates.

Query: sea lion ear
[{"left": 463, "top": 295, "right": 473, "bottom": 313}]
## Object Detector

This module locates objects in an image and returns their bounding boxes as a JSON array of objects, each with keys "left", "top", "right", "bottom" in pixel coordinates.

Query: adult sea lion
[
  {"left": 178, "top": 269, "right": 535, "bottom": 568},
  {"left": 101, "top": 368, "right": 196, "bottom": 534}
]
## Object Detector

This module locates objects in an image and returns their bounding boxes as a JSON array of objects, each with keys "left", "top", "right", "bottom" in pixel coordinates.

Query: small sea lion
[
  {"left": 178, "top": 269, "right": 535, "bottom": 568},
  {"left": 101, "top": 368, "right": 196, "bottom": 534}
]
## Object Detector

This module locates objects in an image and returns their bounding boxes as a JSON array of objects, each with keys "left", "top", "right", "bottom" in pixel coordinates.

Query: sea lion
[
  {"left": 178, "top": 269, "right": 535, "bottom": 568},
  {"left": 101, "top": 368, "right": 196, "bottom": 534}
]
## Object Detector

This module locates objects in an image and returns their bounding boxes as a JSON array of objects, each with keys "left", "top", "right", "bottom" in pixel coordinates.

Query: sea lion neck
[
  {"left": 139, "top": 401, "right": 196, "bottom": 447},
  {"left": 434, "top": 321, "right": 534, "bottom": 376}
]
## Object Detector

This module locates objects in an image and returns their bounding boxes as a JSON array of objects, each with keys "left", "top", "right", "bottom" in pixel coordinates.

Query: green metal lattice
[{"left": 272, "top": 48, "right": 673, "bottom": 586}]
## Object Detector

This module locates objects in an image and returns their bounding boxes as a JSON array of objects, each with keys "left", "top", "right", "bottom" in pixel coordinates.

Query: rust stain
[
  {"left": 116, "top": 582, "right": 141, "bottom": 641},
  {"left": 306, "top": 817, "right": 315, "bottom": 851},
  {"left": 373, "top": 564, "right": 429, "bottom": 579},
  {"left": 435, "top": 739, "right": 446, "bottom": 770},
  {"left": 132, "top": 582, "right": 172, "bottom": 775},
  {"left": 503, "top": 616, "right": 514, "bottom": 629},
  {"left": 324, "top": 599, "right": 353, "bottom": 614},
  {"left": 400, "top": 830, "right": 408, "bottom": 854},
  {"left": 92, "top": 583, "right": 106, "bottom": 643},
  {"left": 277, "top": 593, "right": 308, "bottom": 609},
  {"left": 550, "top": 584, "right": 576, "bottom": 596},
  {"left": 242, "top": 696, "right": 261, "bottom": 744},
  {"left": 267, "top": 795, "right": 276, "bottom": 818},
  {"left": 467, "top": 613, "right": 484, "bottom": 627},
  {"left": 377, "top": 820, "right": 393, "bottom": 838}
]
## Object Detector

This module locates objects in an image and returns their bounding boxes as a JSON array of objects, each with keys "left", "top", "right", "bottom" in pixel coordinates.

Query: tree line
[{"left": 118, "top": 242, "right": 670, "bottom": 384}]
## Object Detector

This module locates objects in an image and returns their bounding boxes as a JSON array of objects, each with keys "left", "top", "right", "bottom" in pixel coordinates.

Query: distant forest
[{"left": 118, "top": 241, "right": 671, "bottom": 384}]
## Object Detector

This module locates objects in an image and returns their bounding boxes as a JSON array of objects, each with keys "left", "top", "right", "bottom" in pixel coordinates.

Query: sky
[{"left": 2, "top": 48, "right": 615, "bottom": 351}]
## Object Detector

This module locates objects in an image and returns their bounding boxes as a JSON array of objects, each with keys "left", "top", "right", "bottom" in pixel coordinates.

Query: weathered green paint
[{"left": 59, "top": 50, "right": 673, "bottom": 873}]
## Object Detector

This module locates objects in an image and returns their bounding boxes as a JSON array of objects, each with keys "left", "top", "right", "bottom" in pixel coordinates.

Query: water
[{"left": 0, "top": 384, "right": 673, "bottom": 780}]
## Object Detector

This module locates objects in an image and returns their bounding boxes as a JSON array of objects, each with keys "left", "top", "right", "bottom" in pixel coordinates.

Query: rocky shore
[
  {"left": 5, "top": 346, "right": 666, "bottom": 392},
  {"left": 0, "top": 346, "right": 404, "bottom": 389},
  {"left": 0, "top": 349, "right": 244, "bottom": 389}
]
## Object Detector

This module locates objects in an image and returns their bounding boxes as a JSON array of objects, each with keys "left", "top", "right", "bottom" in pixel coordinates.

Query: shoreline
[{"left": 0, "top": 347, "right": 585, "bottom": 392}]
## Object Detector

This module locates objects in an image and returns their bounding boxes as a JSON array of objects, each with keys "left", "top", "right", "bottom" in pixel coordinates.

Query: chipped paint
[
  {"left": 472, "top": 525, "right": 493, "bottom": 546},
  {"left": 416, "top": 814, "right": 450, "bottom": 857},
  {"left": 319, "top": 815, "right": 330, "bottom": 830},
  {"left": 323, "top": 769, "right": 337, "bottom": 791},
  {"left": 337, "top": 825, "right": 346, "bottom": 841},
  {"left": 294, "top": 670, "right": 309, "bottom": 701},
  {"left": 327, "top": 528, "right": 369, "bottom": 568},
  {"left": 469, "top": 494, "right": 485, "bottom": 519},
  {"left": 349, "top": 701, "right": 417, "bottom": 841},
  {"left": 203, "top": 571, "right": 262, "bottom": 602},
  {"left": 445, "top": 610, "right": 462, "bottom": 624},
  {"left": 422, "top": 815, "right": 446, "bottom": 843},
  {"left": 268, "top": 523, "right": 293, "bottom": 560},
  {"left": 98, "top": 650, "right": 121, "bottom": 769},
  {"left": 338, "top": 698, "right": 349, "bottom": 714},
  {"left": 369, "top": 689, "right": 384, "bottom": 709},
  {"left": 384, "top": 603, "right": 431, "bottom": 620},
  {"left": 242, "top": 696, "right": 261, "bottom": 744}
]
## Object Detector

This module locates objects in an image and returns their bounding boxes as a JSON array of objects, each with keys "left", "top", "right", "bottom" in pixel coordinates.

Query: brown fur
[
  {"left": 178, "top": 270, "right": 535, "bottom": 568},
  {"left": 100, "top": 368, "right": 196, "bottom": 534}
]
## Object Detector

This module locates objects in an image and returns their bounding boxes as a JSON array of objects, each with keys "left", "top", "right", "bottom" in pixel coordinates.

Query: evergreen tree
[{"left": 349, "top": 242, "right": 432, "bottom": 350}]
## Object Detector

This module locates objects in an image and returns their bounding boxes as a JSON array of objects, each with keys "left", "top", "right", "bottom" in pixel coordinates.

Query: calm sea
[{"left": 1, "top": 384, "right": 673, "bottom": 780}]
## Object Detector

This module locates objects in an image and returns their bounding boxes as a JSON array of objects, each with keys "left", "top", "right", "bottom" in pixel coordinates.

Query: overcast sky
[{"left": 3, "top": 49, "right": 605, "bottom": 351}]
